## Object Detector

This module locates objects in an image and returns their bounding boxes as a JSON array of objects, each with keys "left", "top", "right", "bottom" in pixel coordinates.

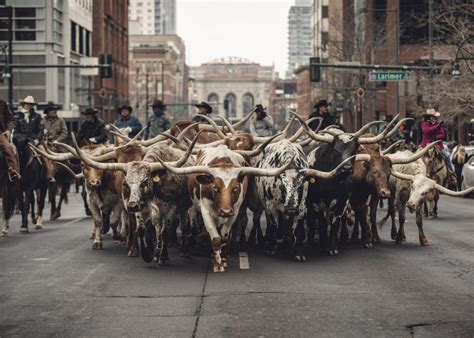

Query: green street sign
[{"left": 369, "top": 71, "right": 412, "bottom": 82}]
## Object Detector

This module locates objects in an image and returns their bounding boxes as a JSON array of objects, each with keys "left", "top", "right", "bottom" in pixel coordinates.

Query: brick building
[
  {"left": 92, "top": 0, "right": 129, "bottom": 122},
  {"left": 129, "top": 34, "right": 188, "bottom": 124}
]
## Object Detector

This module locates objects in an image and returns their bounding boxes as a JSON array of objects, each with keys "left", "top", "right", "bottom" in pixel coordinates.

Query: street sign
[
  {"left": 80, "top": 57, "right": 99, "bottom": 76},
  {"left": 369, "top": 71, "right": 411, "bottom": 82},
  {"left": 356, "top": 88, "right": 365, "bottom": 98}
]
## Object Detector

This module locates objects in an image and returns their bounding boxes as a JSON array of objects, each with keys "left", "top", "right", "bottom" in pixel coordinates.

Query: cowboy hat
[
  {"left": 20, "top": 96, "right": 36, "bottom": 105},
  {"left": 313, "top": 99, "right": 330, "bottom": 109},
  {"left": 43, "top": 101, "right": 61, "bottom": 114},
  {"left": 195, "top": 101, "right": 213, "bottom": 114},
  {"left": 151, "top": 100, "right": 166, "bottom": 109},
  {"left": 424, "top": 108, "right": 440, "bottom": 117},
  {"left": 117, "top": 104, "right": 132, "bottom": 114},
  {"left": 255, "top": 104, "right": 266, "bottom": 113},
  {"left": 82, "top": 108, "right": 99, "bottom": 115}
]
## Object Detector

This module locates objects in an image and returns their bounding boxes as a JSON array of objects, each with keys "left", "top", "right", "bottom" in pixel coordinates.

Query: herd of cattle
[{"left": 1, "top": 109, "right": 473, "bottom": 272}]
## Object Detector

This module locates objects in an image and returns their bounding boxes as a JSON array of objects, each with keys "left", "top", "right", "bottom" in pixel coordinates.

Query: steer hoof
[
  {"left": 328, "top": 249, "right": 338, "bottom": 256},
  {"left": 112, "top": 233, "right": 122, "bottom": 241},
  {"left": 371, "top": 236, "right": 381, "bottom": 244},
  {"left": 363, "top": 242, "right": 372, "bottom": 249},
  {"left": 20, "top": 226, "right": 29, "bottom": 233},
  {"left": 50, "top": 211, "right": 61, "bottom": 221},
  {"left": 1, "top": 228, "right": 8, "bottom": 236},
  {"left": 159, "top": 257, "right": 170, "bottom": 266},
  {"left": 35, "top": 224, "right": 42, "bottom": 230},
  {"left": 295, "top": 255, "right": 306, "bottom": 262},
  {"left": 128, "top": 247, "right": 139, "bottom": 257},
  {"left": 420, "top": 238, "right": 430, "bottom": 246},
  {"left": 213, "top": 263, "right": 225, "bottom": 273},
  {"left": 92, "top": 241, "right": 103, "bottom": 250},
  {"left": 222, "top": 259, "right": 228, "bottom": 268}
]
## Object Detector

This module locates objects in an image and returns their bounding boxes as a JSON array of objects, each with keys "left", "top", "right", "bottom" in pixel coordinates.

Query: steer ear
[{"left": 196, "top": 174, "right": 214, "bottom": 185}]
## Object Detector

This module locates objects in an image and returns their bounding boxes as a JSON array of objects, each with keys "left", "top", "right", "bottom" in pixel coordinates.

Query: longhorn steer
[
  {"left": 254, "top": 140, "right": 309, "bottom": 260},
  {"left": 380, "top": 149, "right": 474, "bottom": 245},
  {"left": 159, "top": 145, "right": 292, "bottom": 272}
]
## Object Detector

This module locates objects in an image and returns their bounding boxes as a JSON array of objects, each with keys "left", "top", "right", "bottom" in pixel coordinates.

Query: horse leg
[
  {"left": 49, "top": 182, "right": 57, "bottom": 220},
  {"left": 433, "top": 191, "right": 439, "bottom": 219},
  {"left": 369, "top": 196, "right": 381, "bottom": 244}
]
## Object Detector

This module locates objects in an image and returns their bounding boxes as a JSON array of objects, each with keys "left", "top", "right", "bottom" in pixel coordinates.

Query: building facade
[
  {"left": 287, "top": 0, "right": 313, "bottom": 78},
  {"left": 128, "top": 0, "right": 176, "bottom": 35},
  {"left": 190, "top": 57, "right": 275, "bottom": 122},
  {"left": 92, "top": 0, "right": 129, "bottom": 123},
  {"left": 0, "top": 0, "right": 93, "bottom": 129},
  {"left": 129, "top": 34, "right": 187, "bottom": 124},
  {"left": 269, "top": 78, "right": 298, "bottom": 130}
]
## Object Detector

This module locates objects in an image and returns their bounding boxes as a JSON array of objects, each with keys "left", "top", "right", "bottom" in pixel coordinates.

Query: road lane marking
[
  {"left": 239, "top": 252, "right": 250, "bottom": 270},
  {"left": 31, "top": 258, "right": 49, "bottom": 261},
  {"left": 63, "top": 217, "right": 88, "bottom": 226}
]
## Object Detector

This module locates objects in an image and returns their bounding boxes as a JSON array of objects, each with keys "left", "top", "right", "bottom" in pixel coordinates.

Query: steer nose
[
  {"left": 127, "top": 202, "right": 141, "bottom": 212},
  {"left": 406, "top": 202, "right": 416, "bottom": 213},
  {"left": 284, "top": 206, "right": 298, "bottom": 216},
  {"left": 342, "top": 164, "right": 352, "bottom": 172},
  {"left": 88, "top": 179, "right": 101, "bottom": 188},
  {"left": 218, "top": 208, "right": 234, "bottom": 218},
  {"left": 380, "top": 189, "right": 391, "bottom": 199}
]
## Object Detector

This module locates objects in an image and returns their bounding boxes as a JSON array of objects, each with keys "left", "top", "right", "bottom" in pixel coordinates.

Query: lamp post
[{"left": 359, "top": 6, "right": 400, "bottom": 117}]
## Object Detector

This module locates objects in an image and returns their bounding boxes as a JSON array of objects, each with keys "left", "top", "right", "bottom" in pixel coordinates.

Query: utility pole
[
  {"left": 87, "top": 76, "right": 92, "bottom": 107},
  {"left": 145, "top": 72, "right": 149, "bottom": 122},
  {"left": 160, "top": 61, "right": 164, "bottom": 101},
  {"left": 7, "top": 6, "right": 13, "bottom": 108},
  {"left": 428, "top": 0, "right": 434, "bottom": 106},
  {"left": 154, "top": 75, "right": 158, "bottom": 100}
]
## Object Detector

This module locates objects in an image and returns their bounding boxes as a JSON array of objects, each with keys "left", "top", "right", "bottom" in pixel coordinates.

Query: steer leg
[
  {"left": 110, "top": 203, "right": 123, "bottom": 241},
  {"left": 416, "top": 209, "right": 429, "bottom": 246},
  {"left": 358, "top": 205, "right": 372, "bottom": 248},
  {"left": 200, "top": 207, "right": 224, "bottom": 272},
  {"left": 306, "top": 207, "right": 318, "bottom": 246},
  {"left": 395, "top": 204, "right": 406, "bottom": 245},
  {"left": 388, "top": 196, "right": 397, "bottom": 241},
  {"left": 264, "top": 213, "right": 278, "bottom": 256},
  {"left": 369, "top": 196, "right": 381, "bottom": 244},
  {"left": 294, "top": 218, "right": 306, "bottom": 262}
]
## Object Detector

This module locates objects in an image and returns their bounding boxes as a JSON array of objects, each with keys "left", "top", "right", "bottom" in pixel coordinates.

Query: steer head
[
  {"left": 279, "top": 167, "right": 308, "bottom": 216},
  {"left": 366, "top": 155, "right": 392, "bottom": 198},
  {"left": 122, "top": 162, "right": 157, "bottom": 212}
]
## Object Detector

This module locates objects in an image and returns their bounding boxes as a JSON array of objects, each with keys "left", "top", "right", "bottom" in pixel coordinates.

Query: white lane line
[
  {"left": 239, "top": 252, "right": 250, "bottom": 270},
  {"left": 63, "top": 217, "right": 88, "bottom": 226}
]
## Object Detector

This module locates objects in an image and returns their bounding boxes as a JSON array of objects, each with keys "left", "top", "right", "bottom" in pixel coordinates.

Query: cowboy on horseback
[
  {"left": 420, "top": 108, "right": 454, "bottom": 171},
  {"left": 12, "top": 96, "right": 44, "bottom": 171},
  {"left": 0, "top": 100, "right": 20, "bottom": 181}
]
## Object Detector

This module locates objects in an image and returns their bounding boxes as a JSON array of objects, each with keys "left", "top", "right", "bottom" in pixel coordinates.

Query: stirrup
[{"left": 7, "top": 168, "right": 21, "bottom": 181}]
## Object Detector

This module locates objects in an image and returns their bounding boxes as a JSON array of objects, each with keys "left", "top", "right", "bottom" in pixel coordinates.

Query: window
[
  {"left": 78, "top": 26, "right": 84, "bottom": 54},
  {"left": 85, "top": 30, "right": 90, "bottom": 56},
  {"left": 242, "top": 93, "right": 254, "bottom": 115},
  {"left": 15, "top": 31, "right": 35, "bottom": 40},
  {"left": 207, "top": 93, "right": 219, "bottom": 114},
  {"left": 15, "top": 19, "right": 35, "bottom": 29},
  {"left": 71, "top": 21, "right": 76, "bottom": 51},
  {"left": 15, "top": 8, "right": 35, "bottom": 17},
  {"left": 224, "top": 93, "right": 237, "bottom": 118},
  {"left": 322, "top": 6, "right": 328, "bottom": 18}
]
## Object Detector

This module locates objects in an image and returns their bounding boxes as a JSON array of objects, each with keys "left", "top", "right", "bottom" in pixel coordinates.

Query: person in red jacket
[{"left": 420, "top": 108, "right": 454, "bottom": 174}]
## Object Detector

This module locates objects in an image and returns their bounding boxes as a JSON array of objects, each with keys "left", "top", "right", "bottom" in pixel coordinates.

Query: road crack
[{"left": 192, "top": 257, "right": 211, "bottom": 338}]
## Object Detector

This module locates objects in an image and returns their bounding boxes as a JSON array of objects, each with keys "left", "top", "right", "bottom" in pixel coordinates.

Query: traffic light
[
  {"left": 310, "top": 57, "right": 321, "bottom": 82},
  {"left": 99, "top": 53, "right": 112, "bottom": 78},
  {"left": 224, "top": 99, "right": 229, "bottom": 111}
]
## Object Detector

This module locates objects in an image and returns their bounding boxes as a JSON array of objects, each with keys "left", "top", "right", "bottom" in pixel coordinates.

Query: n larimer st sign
[{"left": 369, "top": 71, "right": 412, "bottom": 82}]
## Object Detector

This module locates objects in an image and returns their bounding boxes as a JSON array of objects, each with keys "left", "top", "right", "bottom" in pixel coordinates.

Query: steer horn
[
  {"left": 234, "top": 133, "right": 282, "bottom": 157},
  {"left": 54, "top": 161, "right": 84, "bottom": 180},
  {"left": 238, "top": 155, "right": 295, "bottom": 177},
  {"left": 353, "top": 120, "right": 388, "bottom": 138},
  {"left": 381, "top": 139, "right": 405, "bottom": 155},
  {"left": 194, "top": 114, "right": 227, "bottom": 139},
  {"left": 434, "top": 183, "right": 474, "bottom": 197},
  {"left": 357, "top": 115, "right": 400, "bottom": 144},
  {"left": 390, "top": 141, "right": 441, "bottom": 164},
  {"left": 30, "top": 144, "right": 76, "bottom": 162},
  {"left": 196, "top": 109, "right": 256, "bottom": 134},
  {"left": 71, "top": 133, "right": 128, "bottom": 172},
  {"left": 291, "top": 112, "right": 334, "bottom": 143},
  {"left": 214, "top": 115, "right": 237, "bottom": 136},
  {"left": 301, "top": 155, "right": 357, "bottom": 179}
]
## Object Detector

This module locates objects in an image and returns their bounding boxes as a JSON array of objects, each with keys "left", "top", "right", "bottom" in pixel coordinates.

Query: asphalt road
[{"left": 1, "top": 193, "right": 473, "bottom": 337}]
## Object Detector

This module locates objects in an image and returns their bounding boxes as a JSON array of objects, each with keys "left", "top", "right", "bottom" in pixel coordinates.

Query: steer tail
[{"left": 377, "top": 207, "right": 390, "bottom": 229}]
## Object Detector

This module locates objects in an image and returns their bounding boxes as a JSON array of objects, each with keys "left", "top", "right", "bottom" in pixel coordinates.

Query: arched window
[
  {"left": 224, "top": 93, "right": 237, "bottom": 118},
  {"left": 207, "top": 93, "right": 219, "bottom": 114},
  {"left": 242, "top": 93, "right": 254, "bottom": 115}
]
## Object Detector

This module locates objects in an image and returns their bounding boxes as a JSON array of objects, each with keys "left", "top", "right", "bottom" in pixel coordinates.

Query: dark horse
[
  {"left": 0, "top": 151, "right": 18, "bottom": 236},
  {"left": 16, "top": 146, "right": 48, "bottom": 232}
]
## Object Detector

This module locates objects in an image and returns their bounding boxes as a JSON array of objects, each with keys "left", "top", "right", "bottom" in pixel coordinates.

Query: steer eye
[
  {"left": 232, "top": 187, "right": 239, "bottom": 193},
  {"left": 212, "top": 186, "right": 219, "bottom": 193}
]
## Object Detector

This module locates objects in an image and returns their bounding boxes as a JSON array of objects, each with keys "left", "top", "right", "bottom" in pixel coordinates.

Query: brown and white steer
[{"left": 159, "top": 145, "right": 292, "bottom": 272}]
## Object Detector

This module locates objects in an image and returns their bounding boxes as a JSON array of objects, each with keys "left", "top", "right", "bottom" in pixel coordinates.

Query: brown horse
[
  {"left": 0, "top": 147, "right": 19, "bottom": 236},
  {"left": 422, "top": 146, "right": 456, "bottom": 218}
]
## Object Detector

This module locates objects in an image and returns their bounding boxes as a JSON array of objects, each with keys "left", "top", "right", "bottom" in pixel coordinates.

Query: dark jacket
[
  {"left": 0, "top": 101, "right": 15, "bottom": 132},
  {"left": 191, "top": 114, "right": 210, "bottom": 124},
  {"left": 114, "top": 115, "right": 142, "bottom": 138},
  {"left": 308, "top": 111, "right": 343, "bottom": 131},
  {"left": 77, "top": 117, "right": 107, "bottom": 146},
  {"left": 13, "top": 109, "right": 44, "bottom": 148},
  {"left": 145, "top": 112, "right": 171, "bottom": 139}
]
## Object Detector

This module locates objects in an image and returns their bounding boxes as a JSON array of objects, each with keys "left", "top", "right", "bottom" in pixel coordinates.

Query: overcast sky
[{"left": 177, "top": 0, "right": 294, "bottom": 76}]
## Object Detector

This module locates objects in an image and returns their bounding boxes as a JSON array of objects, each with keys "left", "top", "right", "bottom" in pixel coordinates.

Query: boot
[{"left": 7, "top": 167, "right": 21, "bottom": 181}]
